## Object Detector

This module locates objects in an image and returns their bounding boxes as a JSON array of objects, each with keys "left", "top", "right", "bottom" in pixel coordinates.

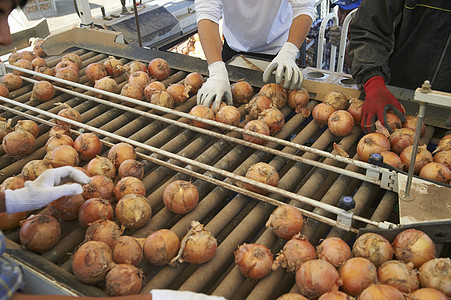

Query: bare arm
[
  {"left": 287, "top": 14, "right": 313, "bottom": 49},
  {"left": 197, "top": 19, "right": 223, "bottom": 65}
]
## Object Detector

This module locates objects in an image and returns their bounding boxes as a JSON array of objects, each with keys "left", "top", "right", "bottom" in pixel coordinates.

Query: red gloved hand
[{"left": 362, "top": 76, "right": 406, "bottom": 133}]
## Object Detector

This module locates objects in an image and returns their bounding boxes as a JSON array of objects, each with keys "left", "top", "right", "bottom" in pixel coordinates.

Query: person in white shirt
[{"left": 194, "top": 0, "right": 315, "bottom": 110}]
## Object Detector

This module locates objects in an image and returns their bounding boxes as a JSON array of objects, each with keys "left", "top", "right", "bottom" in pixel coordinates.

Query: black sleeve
[{"left": 347, "top": 0, "right": 405, "bottom": 86}]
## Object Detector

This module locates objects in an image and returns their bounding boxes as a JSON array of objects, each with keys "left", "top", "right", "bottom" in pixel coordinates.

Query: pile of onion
[
  {"left": 184, "top": 72, "right": 204, "bottom": 95},
  {"left": 245, "top": 95, "right": 274, "bottom": 120},
  {"left": 163, "top": 180, "right": 199, "bottom": 214},
  {"left": 272, "top": 234, "right": 316, "bottom": 272},
  {"left": 55, "top": 103, "right": 81, "bottom": 128},
  {"left": 418, "top": 162, "right": 451, "bottom": 183},
  {"left": 82, "top": 175, "right": 114, "bottom": 200},
  {"left": 114, "top": 176, "right": 146, "bottom": 202},
  {"left": 121, "top": 83, "right": 144, "bottom": 102},
  {"left": 389, "top": 128, "right": 415, "bottom": 155},
  {"left": 86, "top": 156, "right": 116, "bottom": 179},
  {"left": 189, "top": 105, "right": 215, "bottom": 129},
  {"left": 115, "top": 193, "right": 152, "bottom": 229},
  {"left": 359, "top": 284, "right": 405, "bottom": 300},
  {"left": 392, "top": 228, "right": 436, "bottom": 269},
  {"left": 45, "top": 144, "right": 79, "bottom": 167},
  {"left": 259, "top": 83, "right": 287, "bottom": 109},
  {"left": 104, "top": 56, "right": 125, "bottom": 78},
  {"left": 356, "top": 132, "right": 390, "bottom": 162},
  {"left": 327, "top": 110, "right": 354, "bottom": 137},
  {"left": 377, "top": 260, "right": 419, "bottom": 293},
  {"left": 85, "top": 62, "right": 107, "bottom": 84},
  {"left": 78, "top": 197, "right": 114, "bottom": 228},
  {"left": 215, "top": 105, "right": 241, "bottom": 126},
  {"left": 235, "top": 243, "right": 273, "bottom": 279},
  {"left": 105, "top": 264, "right": 143, "bottom": 296},
  {"left": 418, "top": 258, "right": 451, "bottom": 297},
  {"left": 94, "top": 77, "right": 119, "bottom": 98},
  {"left": 167, "top": 83, "right": 191, "bottom": 105},
  {"left": 48, "top": 194, "right": 84, "bottom": 220},
  {"left": 244, "top": 162, "right": 279, "bottom": 195},
  {"left": 399, "top": 145, "right": 433, "bottom": 174},
  {"left": 85, "top": 219, "right": 123, "bottom": 247},
  {"left": 74, "top": 133, "right": 102, "bottom": 161},
  {"left": 21, "top": 159, "right": 53, "bottom": 181},
  {"left": 352, "top": 232, "right": 393, "bottom": 267},
  {"left": 312, "top": 103, "right": 335, "bottom": 126},
  {"left": 31, "top": 80, "right": 55, "bottom": 102},
  {"left": 287, "top": 88, "right": 309, "bottom": 113},
  {"left": 231, "top": 80, "right": 253, "bottom": 105},
  {"left": 148, "top": 58, "right": 170, "bottom": 81},
  {"left": 20, "top": 214, "right": 61, "bottom": 253},
  {"left": 258, "top": 108, "right": 285, "bottom": 135},
  {"left": 144, "top": 229, "right": 180, "bottom": 266},
  {"left": 14, "top": 120, "right": 39, "bottom": 138},
  {"left": 62, "top": 53, "right": 83, "bottom": 69},
  {"left": 317, "top": 237, "right": 351, "bottom": 268},
  {"left": 2, "top": 130, "right": 36, "bottom": 157},
  {"left": 149, "top": 90, "right": 175, "bottom": 108},
  {"left": 243, "top": 120, "right": 270, "bottom": 145},
  {"left": 266, "top": 204, "right": 304, "bottom": 240},
  {"left": 323, "top": 91, "right": 349, "bottom": 110},
  {"left": 112, "top": 235, "right": 143, "bottom": 266},
  {"left": 339, "top": 257, "right": 378, "bottom": 296},
  {"left": 296, "top": 259, "right": 341, "bottom": 298},
  {"left": 118, "top": 159, "right": 144, "bottom": 179},
  {"left": 72, "top": 240, "right": 113, "bottom": 284},
  {"left": 1, "top": 73, "right": 22, "bottom": 91},
  {"left": 46, "top": 134, "right": 74, "bottom": 152}
]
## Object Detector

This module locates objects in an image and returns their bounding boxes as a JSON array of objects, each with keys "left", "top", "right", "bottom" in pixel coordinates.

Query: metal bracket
[
  {"left": 0, "top": 63, "right": 6, "bottom": 76},
  {"left": 365, "top": 165, "right": 398, "bottom": 191},
  {"left": 336, "top": 211, "right": 354, "bottom": 230}
]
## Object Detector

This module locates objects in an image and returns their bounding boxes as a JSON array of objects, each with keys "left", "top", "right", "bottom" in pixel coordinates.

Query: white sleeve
[
  {"left": 289, "top": 0, "right": 315, "bottom": 21},
  {"left": 195, "top": 0, "right": 223, "bottom": 24}
]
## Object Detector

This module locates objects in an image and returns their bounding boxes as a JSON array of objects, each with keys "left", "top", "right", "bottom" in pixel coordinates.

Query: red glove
[{"left": 362, "top": 76, "right": 406, "bottom": 133}]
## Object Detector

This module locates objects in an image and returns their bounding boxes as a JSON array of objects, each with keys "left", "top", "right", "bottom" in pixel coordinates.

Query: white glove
[
  {"left": 263, "top": 42, "right": 304, "bottom": 90},
  {"left": 197, "top": 61, "right": 232, "bottom": 111},
  {"left": 151, "top": 289, "right": 227, "bottom": 300},
  {"left": 5, "top": 166, "right": 90, "bottom": 213}
]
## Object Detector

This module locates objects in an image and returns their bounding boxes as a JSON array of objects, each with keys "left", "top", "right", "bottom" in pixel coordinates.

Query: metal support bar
[{"left": 74, "top": 0, "right": 93, "bottom": 27}]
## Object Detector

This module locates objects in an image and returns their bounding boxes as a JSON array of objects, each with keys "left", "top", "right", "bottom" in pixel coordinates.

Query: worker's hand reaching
[
  {"left": 328, "top": 25, "right": 342, "bottom": 47},
  {"left": 361, "top": 76, "right": 406, "bottom": 133},
  {"left": 151, "top": 289, "right": 227, "bottom": 300},
  {"left": 197, "top": 61, "right": 233, "bottom": 111},
  {"left": 4, "top": 166, "right": 90, "bottom": 213},
  {"left": 263, "top": 42, "right": 304, "bottom": 90}
]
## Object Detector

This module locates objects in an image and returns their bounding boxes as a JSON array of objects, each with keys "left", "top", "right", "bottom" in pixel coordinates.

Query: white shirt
[{"left": 195, "top": 0, "right": 315, "bottom": 55}]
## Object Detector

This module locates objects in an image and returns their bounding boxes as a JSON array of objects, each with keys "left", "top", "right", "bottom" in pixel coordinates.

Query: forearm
[
  {"left": 287, "top": 14, "right": 313, "bottom": 48},
  {"left": 0, "top": 191, "right": 5, "bottom": 213},
  {"left": 197, "top": 19, "right": 223, "bottom": 65}
]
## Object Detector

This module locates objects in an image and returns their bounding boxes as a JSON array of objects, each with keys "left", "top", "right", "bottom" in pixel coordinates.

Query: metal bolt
[{"left": 421, "top": 80, "right": 431, "bottom": 93}]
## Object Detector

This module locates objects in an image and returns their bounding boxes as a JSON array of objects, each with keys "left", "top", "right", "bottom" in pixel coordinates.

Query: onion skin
[
  {"left": 108, "top": 142, "right": 136, "bottom": 169},
  {"left": 243, "top": 120, "right": 271, "bottom": 145},
  {"left": 55, "top": 67, "right": 79, "bottom": 84},
  {"left": 74, "top": 133, "right": 102, "bottom": 161},
  {"left": 78, "top": 197, "right": 114, "bottom": 228},
  {"left": 148, "top": 58, "right": 170, "bottom": 81},
  {"left": 34, "top": 66, "right": 54, "bottom": 81},
  {"left": 144, "top": 81, "right": 166, "bottom": 101},
  {"left": 55, "top": 61, "right": 79, "bottom": 74},
  {"left": 189, "top": 105, "right": 215, "bottom": 129},
  {"left": 418, "top": 258, "right": 451, "bottom": 296},
  {"left": 20, "top": 159, "right": 53, "bottom": 181},
  {"left": 348, "top": 98, "right": 364, "bottom": 124},
  {"left": 105, "top": 264, "right": 142, "bottom": 296},
  {"left": 352, "top": 233, "right": 393, "bottom": 268},
  {"left": 389, "top": 128, "right": 415, "bottom": 155},
  {"left": 317, "top": 237, "right": 351, "bottom": 268},
  {"left": 127, "top": 61, "right": 147, "bottom": 74},
  {"left": 62, "top": 53, "right": 82, "bottom": 69},
  {"left": 288, "top": 88, "right": 309, "bottom": 113},
  {"left": 104, "top": 56, "right": 125, "bottom": 78},
  {"left": 13, "top": 59, "right": 33, "bottom": 76},
  {"left": 339, "top": 257, "right": 378, "bottom": 296},
  {"left": 266, "top": 205, "right": 304, "bottom": 240},
  {"left": 118, "top": 159, "right": 144, "bottom": 179},
  {"left": 14, "top": 120, "right": 39, "bottom": 138},
  {"left": 215, "top": 105, "right": 241, "bottom": 126},
  {"left": 231, "top": 80, "right": 254, "bottom": 105},
  {"left": 259, "top": 83, "right": 287, "bottom": 109},
  {"left": 246, "top": 95, "right": 274, "bottom": 119},
  {"left": 419, "top": 162, "right": 451, "bottom": 183},
  {"left": 56, "top": 104, "right": 81, "bottom": 128},
  {"left": 323, "top": 91, "right": 349, "bottom": 110},
  {"left": 403, "top": 115, "right": 426, "bottom": 137},
  {"left": 327, "top": 110, "right": 355, "bottom": 137},
  {"left": 410, "top": 288, "right": 448, "bottom": 300},
  {"left": 296, "top": 259, "right": 342, "bottom": 299},
  {"left": 115, "top": 194, "right": 152, "bottom": 229},
  {"left": 184, "top": 72, "right": 204, "bottom": 95},
  {"left": 144, "top": 229, "right": 180, "bottom": 266},
  {"left": 313, "top": 103, "right": 335, "bottom": 126},
  {"left": 357, "top": 133, "right": 391, "bottom": 162},
  {"left": 120, "top": 83, "right": 143, "bottom": 102},
  {"left": 72, "top": 240, "right": 113, "bottom": 284},
  {"left": 235, "top": 243, "right": 273, "bottom": 279},
  {"left": 94, "top": 77, "right": 119, "bottom": 98},
  {"left": 180, "top": 222, "right": 217, "bottom": 264},
  {"left": 272, "top": 234, "right": 316, "bottom": 272},
  {"left": 318, "top": 291, "right": 354, "bottom": 300},
  {"left": 112, "top": 236, "right": 143, "bottom": 266},
  {"left": 258, "top": 107, "right": 285, "bottom": 135},
  {"left": 82, "top": 175, "right": 114, "bottom": 200},
  {"left": 277, "top": 293, "right": 308, "bottom": 300},
  {"left": 128, "top": 71, "right": 150, "bottom": 88},
  {"left": 31, "top": 80, "right": 55, "bottom": 102},
  {"left": 45, "top": 145, "right": 79, "bottom": 168},
  {"left": 48, "top": 194, "right": 84, "bottom": 220},
  {"left": 378, "top": 260, "right": 419, "bottom": 293},
  {"left": 163, "top": 180, "right": 199, "bottom": 214},
  {"left": 433, "top": 150, "right": 450, "bottom": 170},
  {"left": 244, "top": 162, "right": 279, "bottom": 195},
  {"left": 85, "top": 63, "right": 107, "bottom": 84},
  {"left": 20, "top": 214, "right": 61, "bottom": 253},
  {"left": 358, "top": 284, "right": 405, "bottom": 300},
  {"left": 392, "top": 229, "right": 436, "bottom": 269},
  {"left": 167, "top": 83, "right": 191, "bottom": 105},
  {"left": 85, "top": 219, "right": 123, "bottom": 247},
  {"left": 86, "top": 156, "right": 116, "bottom": 179},
  {"left": 386, "top": 112, "right": 402, "bottom": 131},
  {"left": 49, "top": 125, "right": 71, "bottom": 137},
  {"left": 1, "top": 73, "right": 22, "bottom": 91},
  {"left": 2, "top": 130, "right": 36, "bottom": 157},
  {"left": 45, "top": 134, "right": 74, "bottom": 153},
  {"left": 114, "top": 177, "right": 146, "bottom": 202},
  {"left": 400, "top": 145, "right": 433, "bottom": 174},
  {"left": 379, "top": 150, "right": 404, "bottom": 170},
  {"left": 149, "top": 90, "right": 175, "bottom": 108}
]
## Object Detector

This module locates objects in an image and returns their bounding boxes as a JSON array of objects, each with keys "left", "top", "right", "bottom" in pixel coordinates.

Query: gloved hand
[
  {"left": 263, "top": 42, "right": 303, "bottom": 90},
  {"left": 4, "top": 166, "right": 90, "bottom": 213},
  {"left": 151, "top": 289, "right": 227, "bottom": 300},
  {"left": 361, "top": 76, "right": 406, "bottom": 133},
  {"left": 328, "top": 25, "right": 342, "bottom": 47},
  {"left": 197, "top": 61, "right": 232, "bottom": 111}
]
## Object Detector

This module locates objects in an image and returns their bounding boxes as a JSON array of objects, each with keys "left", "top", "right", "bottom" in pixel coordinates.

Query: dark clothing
[
  {"left": 348, "top": 0, "right": 451, "bottom": 92},
  {"left": 222, "top": 39, "right": 276, "bottom": 63}
]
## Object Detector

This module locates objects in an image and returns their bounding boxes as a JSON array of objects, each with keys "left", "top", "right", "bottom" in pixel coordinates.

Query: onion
[
  {"left": 163, "top": 180, "right": 199, "bottom": 214},
  {"left": 352, "top": 233, "right": 393, "bottom": 267},
  {"left": 287, "top": 88, "right": 309, "bottom": 113},
  {"left": 433, "top": 150, "right": 450, "bottom": 170},
  {"left": 30, "top": 80, "right": 55, "bottom": 102},
  {"left": 48, "top": 194, "right": 84, "bottom": 220},
  {"left": 379, "top": 150, "right": 404, "bottom": 170},
  {"left": 296, "top": 259, "right": 341, "bottom": 299},
  {"left": 359, "top": 284, "right": 405, "bottom": 300},
  {"left": 18, "top": 50, "right": 36, "bottom": 62},
  {"left": 215, "top": 105, "right": 241, "bottom": 126},
  {"left": 171, "top": 221, "right": 217, "bottom": 265},
  {"left": 385, "top": 112, "right": 402, "bottom": 131},
  {"left": 34, "top": 66, "right": 54, "bottom": 81},
  {"left": 32, "top": 40, "right": 46, "bottom": 57},
  {"left": 45, "top": 144, "right": 79, "bottom": 167},
  {"left": 318, "top": 291, "right": 353, "bottom": 300},
  {"left": 243, "top": 120, "right": 270, "bottom": 145},
  {"left": 328, "top": 110, "right": 354, "bottom": 137},
  {"left": 49, "top": 125, "right": 71, "bottom": 137},
  {"left": 245, "top": 95, "right": 274, "bottom": 119},
  {"left": 82, "top": 175, "right": 114, "bottom": 200},
  {"left": 14, "top": 120, "right": 39, "bottom": 138},
  {"left": 128, "top": 71, "right": 150, "bottom": 88},
  {"left": 317, "top": 237, "right": 351, "bottom": 268},
  {"left": 235, "top": 243, "right": 273, "bottom": 279},
  {"left": 266, "top": 205, "right": 304, "bottom": 240},
  {"left": 120, "top": 83, "right": 143, "bottom": 102},
  {"left": 115, "top": 194, "right": 152, "bottom": 229},
  {"left": 392, "top": 229, "right": 435, "bottom": 269},
  {"left": 31, "top": 57, "right": 47, "bottom": 69},
  {"left": 8, "top": 51, "right": 20, "bottom": 64},
  {"left": 189, "top": 105, "right": 215, "bottom": 129},
  {"left": 312, "top": 103, "right": 335, "bottom": 126},
  {"left": 55, "top": 103, "right": 81, "bottom": 128},
  {"left": 403, "top": 115, "right": 426, "bottom": 137},
  {"left": 149, "top": 90, "right": 175, "bottom": 108},
  {"left": 127, "top": 61, "right": 147, "bottom": 75},
  {"left": 1, "top": 73, "right": 22, "bottom": 91},
  {"left": 143, "top": 81, "right": 166, "bottom": 100},
  {"left": 433, "top": 134, "right": 451, "bottom": 154},
  {"left": 55, "top": 66, "right": 79, "bottom": 84},
  {"left": 411, "top": 288, "right": 448, "bottom": 300},
  {"left": 259, "top": 83, "right": 287, "bottom": 109},
  {"left": 114, "top": 177, "right": 146, "bottom": 202},
  {"left": 72, "top": 240, "right": 113, "bottom": 284},
  {"left": 0, "top": 83, "right": 9, "bottom": 98},
  {"left": 105, "top": 264, "right": 142, "bottom": 296},
  {"left": 339, "top": 257, "right": 377, "bottom": 296},
  {"left": 244, "top": 162, "right": 279, "bottom": 195},
  {"left": 258, "top": 108, "right": 285, "bottom": 135},
  {"left": 112, "top": 236, "right": 143, "bottom": 266},
  {"left": 277, "top": 293, "right": 308, "bottom": 300},
  {"left": 55, "top": 61, "right": 79, "bottom": 74},
  {"left": 118, "top": 159, "right": 144, "bottom": 179},
  {"left": 73, "top": 133, "right": 102, "bottom": 161},
  {"left": 272, "top": 234, "right": 316, "bottom": 272},
  {"left": 78, "top": 198, "right": 114, "bottom": 228},
  {"left": 86, "top": 156, "right": 116, "bottom": 179},
  {"left": 389, "top": 128, "right": 415, "bottom": 155},
  {"left": 167, "top": 83, "right": 191, "bottom": 105},
  {"left": 0, "top": 118, "right": 12, "bottom": 142},
  {"left": 399, "top": 145, "right": 433, "bottom": 174},
  {"left": 231, "top": 80, "right": 253, "bottom": 105},
  {"left": 2, "top": 130, "right": 36, "bottom": 157},
  {"left": 94, "top": 77, "right": 118, "bottom": 98},
  {"left": 85, "top": 219, "right": 123, "bottom": 247},
  {"left": 20, "top": 159, "right": 53, "bottom": 181},
  {"left": 356, "top": 133, "right": 390, "bottom": 162},
  {"left": 348, "top": 98, "right": 364, "bottom": 124},
  {"left": 13, "top": 59, "right": 33, "bottom": 76},
  {"left": 419, "top": 162, "right": 451, "bottom": 183},
  {"left": 323, "top": 91, "right": 349, "bottom": 110},
  {"left": 144, "top": 229, "right": 180, "bottom": 266},
  {"left": 148, "top": 58, "right": 170, "bottom": 81},
  {"left": 85, "top": 62, "right": 107, "bottom": 84},
  {"left": 0, "top": 176, "right": 25, "bottom": 192},
  {"left": 418, "top": 258, "right": 451, "bottom": 296},
  {"left": 20, "top": 214, "right": 61, "bottom": 253},
  {"left": 377, "top": 260, "right": 419, "bottom": 293},
  {"left": 184, "top": 72, "right": 204, "bottom": 95},
  {"left": 62, "top": 53, "right": 83, "bottom": 69},
  {"left": 0, "top": 212, "right": 27, "bottom": 231},
  {"left": 104, "top": 56, "right": 125, "bottom": 78},
  {"left": 46, "top": 134, "right": 74, "bottom": 152}
]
